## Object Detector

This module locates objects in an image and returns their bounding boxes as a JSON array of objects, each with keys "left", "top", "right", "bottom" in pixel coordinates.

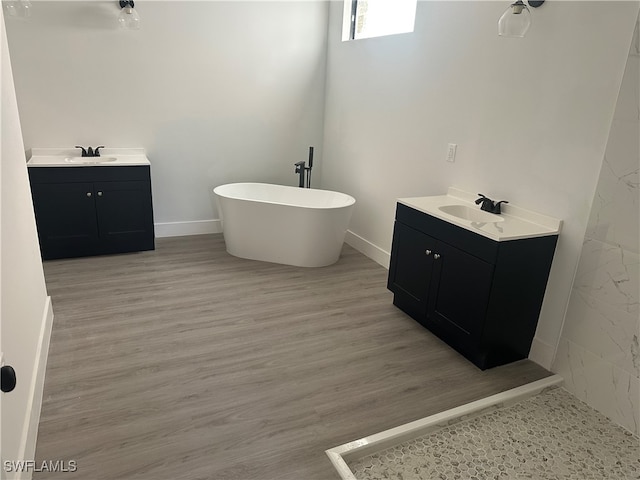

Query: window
[{"left": 342, "top": 0, "right": 418, "bottom": 41}]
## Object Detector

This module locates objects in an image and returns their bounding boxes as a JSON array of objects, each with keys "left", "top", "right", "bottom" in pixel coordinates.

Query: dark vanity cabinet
[
  {"left": 388, "top": 203, "right": 557, "bottom": 370},
  {"left": 28, "top": 166, "right": 155, "bottom": 260}
]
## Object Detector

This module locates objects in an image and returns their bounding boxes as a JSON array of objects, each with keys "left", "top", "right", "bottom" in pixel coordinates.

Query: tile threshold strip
[{"left": 325, "top": 374, "right": 564, "bottom": 480}]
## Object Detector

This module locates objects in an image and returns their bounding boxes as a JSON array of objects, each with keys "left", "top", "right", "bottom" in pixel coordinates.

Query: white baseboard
[
  {"left": 154, "top": 220, "right": 222, "bottom": 238},
  {"left": 153, "top": 224, "right": 392, "bottom": 273},
  {"left": 528, "top": 337, "right": 555, "bottom": 370},
  {"left": 16, "top": 296, "right": 54, "bottom": 480},
  {"left": 345, "top": 230, "right": 390, "bottom": 269}
]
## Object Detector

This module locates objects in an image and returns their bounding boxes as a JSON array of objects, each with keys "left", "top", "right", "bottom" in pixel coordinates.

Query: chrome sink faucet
[
  {"left": 75, "top": 145, "right": 105, "bottom": 157},
  {"left": 475, "top": 193, "right": 509, "bottom": 214}
]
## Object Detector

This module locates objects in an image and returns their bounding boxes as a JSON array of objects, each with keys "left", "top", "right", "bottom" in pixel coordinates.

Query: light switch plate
[{"left": 446, "top": 143, "right": 457, "bottom": 163}]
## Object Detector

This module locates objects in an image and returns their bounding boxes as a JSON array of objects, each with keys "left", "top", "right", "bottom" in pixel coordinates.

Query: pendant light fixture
[
  {"left": 498, "top": 0, "right": 544, "bottom": 38},
  {"left": 118, "top": 0, "right": 140, "bottom": 30}
]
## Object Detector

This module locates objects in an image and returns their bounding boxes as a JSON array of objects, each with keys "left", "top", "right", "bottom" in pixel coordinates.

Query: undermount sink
[
  {"left": 64, "top": 157, "right": 117, "bottom": 164},
  {"left": 439, "top": 204, "right": 505, "bottom": 223}
]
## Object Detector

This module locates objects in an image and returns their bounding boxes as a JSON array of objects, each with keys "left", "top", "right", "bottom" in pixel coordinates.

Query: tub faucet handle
[
  {"left": 75, "top": 145, "right": 88, "bottom": 157},
  {"left": 294, "top": 161, "right": 306, "bottom": 188}
]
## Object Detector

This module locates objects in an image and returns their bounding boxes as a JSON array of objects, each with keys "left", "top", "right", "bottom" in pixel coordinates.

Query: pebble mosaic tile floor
[{"left": 348, "top": 387, "right": 640, "bottom": 480}]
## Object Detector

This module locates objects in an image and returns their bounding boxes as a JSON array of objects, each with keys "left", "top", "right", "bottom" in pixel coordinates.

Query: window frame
[{"left": 342, "top": 0, "right": 418, "bottom": 42}]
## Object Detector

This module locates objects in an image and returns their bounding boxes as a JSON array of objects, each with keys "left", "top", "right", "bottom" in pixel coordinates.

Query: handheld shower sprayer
[{"left": 306, "top": 147, "right": 314, "bottom": 188}]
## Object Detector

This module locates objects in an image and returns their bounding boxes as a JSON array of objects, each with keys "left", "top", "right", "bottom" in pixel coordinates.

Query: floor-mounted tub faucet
[
  {"left": 294, "top": 161, "right": 306, "bottom": 188},
  {"left": 294, "top": 147, "right": 314, "bottom": 188}
]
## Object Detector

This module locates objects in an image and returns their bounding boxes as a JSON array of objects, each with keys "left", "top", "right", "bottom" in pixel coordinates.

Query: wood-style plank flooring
[{"left": 35, "top": 234, "right": 550, "bottom": 479}]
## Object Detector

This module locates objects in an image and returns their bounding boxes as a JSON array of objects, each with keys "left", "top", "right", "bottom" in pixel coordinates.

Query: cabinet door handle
[
  {"left": 425, "top": 249, "right": 432, "bottom": 256},
  {"left": 433, "top": 253, "right": 441, "bottom": 260},
  {"left": 97, "top": 191, "right": 103, "bottom": 197},
  {"left": 86, "top": 192, "right": 92, "bottom": 197}
]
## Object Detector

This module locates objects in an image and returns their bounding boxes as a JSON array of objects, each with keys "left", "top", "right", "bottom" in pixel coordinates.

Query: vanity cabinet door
[
  {"left": 30, "top": 182, "right": 100, "bottom": 259},
  {"left": 388, "top": 203, "right": 558, "bottom": 370},
  {"left": 388, "top": 221, "right": 437, "bottom": 318},
  {"left": 94, "top": 181, "right": 154, "bottom": 254},
  {"left": 28, "top": 166, "right": 155, "bottom": 260},
  {"left": 427, "top": 241, "right": 494, "bottom": 342}
]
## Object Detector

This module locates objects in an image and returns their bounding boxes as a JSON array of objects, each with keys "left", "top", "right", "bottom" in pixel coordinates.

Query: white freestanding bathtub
[{"left": 213, "top": 183, "right": 356, "bottom": 267}]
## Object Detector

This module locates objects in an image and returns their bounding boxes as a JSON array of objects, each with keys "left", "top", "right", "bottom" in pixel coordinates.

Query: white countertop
[
  {"left": 27, "top": 148, "right": 150, "bottom": 167},
  {"left": 398, "top": 187, "right": 562, "bottom": 242}
]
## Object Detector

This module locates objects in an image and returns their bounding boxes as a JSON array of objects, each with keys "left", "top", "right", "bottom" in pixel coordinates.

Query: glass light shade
[
  {"left": 19, "top": 0, "right": 31, "bottom": 17},
  {"left": 4, "top": 1, "right": 18, "bottom": 16},
  {"left": 498, "top": 1, "right": 531, "bottom": 38},
  {"left": 118, "top": 6, "right": 140, "bottom": 30},
  {"left": 3, "top": 0, "right": 31, "bottom": 17}
]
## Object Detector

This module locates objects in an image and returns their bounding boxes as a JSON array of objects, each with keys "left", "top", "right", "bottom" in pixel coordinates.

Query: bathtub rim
[{"left": 213, "top": 182, "right": 356, "bottom": 210}]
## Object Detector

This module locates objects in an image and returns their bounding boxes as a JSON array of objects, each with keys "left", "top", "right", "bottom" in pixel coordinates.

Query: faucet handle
[
  {"left": 475, "top": 193, "right": 489, "bottom": 205},
  {"left": 75, "top": 145, "right": 88, "bottom": 157},
  {"left": 493, "top": 200, "right": 509, "bottom": 214},
  {"left": 94, "top": 146, "right": 105, "bottom": 157}
]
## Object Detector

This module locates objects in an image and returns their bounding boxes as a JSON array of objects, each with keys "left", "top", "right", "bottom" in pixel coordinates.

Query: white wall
[
  {"left": 553, "top": 16, "right": 639, "bottom": 435},
  {"left": 4, "top": 1, "right": 638, "bottom": 373},
  {"left": 5, "top": 1, "right": 329, "bottom": 234},
  {"left": 1, "top": 7, "right": 52, "bottom": 478},
  {"left": 321, "top": 1, "right": 639, "bottom": 368}
]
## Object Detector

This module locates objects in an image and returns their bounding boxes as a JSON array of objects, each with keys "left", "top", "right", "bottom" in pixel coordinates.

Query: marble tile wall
[{"left": 552, "top": 16, "right": 640, "bottom": 436}]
